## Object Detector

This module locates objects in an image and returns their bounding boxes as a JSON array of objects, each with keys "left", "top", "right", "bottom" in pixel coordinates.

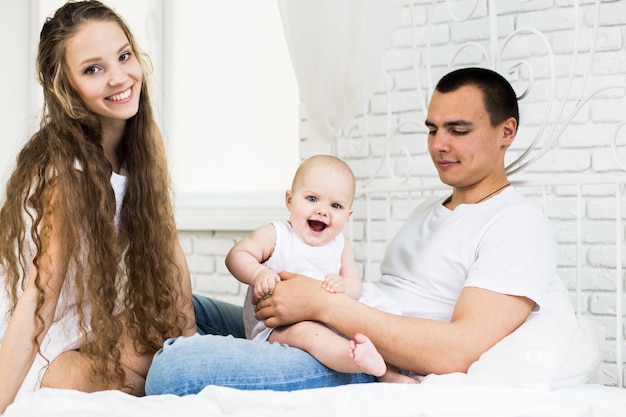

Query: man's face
[{"left": 425, "top": 85, "right": 513, "bottom": 191}]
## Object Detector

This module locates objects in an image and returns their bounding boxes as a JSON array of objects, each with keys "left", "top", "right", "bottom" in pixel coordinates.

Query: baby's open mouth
[{"left": 308, "top": 220, "right": 327, "bottom": 233}]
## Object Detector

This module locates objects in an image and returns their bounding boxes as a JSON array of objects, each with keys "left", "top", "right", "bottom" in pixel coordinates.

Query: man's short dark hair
[{"left": 435, "top": 67, "right": 519, "bottom": 127}]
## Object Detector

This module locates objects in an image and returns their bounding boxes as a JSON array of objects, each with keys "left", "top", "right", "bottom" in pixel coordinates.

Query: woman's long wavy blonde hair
[{"left": 0, "top": 0, "right": 189, "bottom": 388}]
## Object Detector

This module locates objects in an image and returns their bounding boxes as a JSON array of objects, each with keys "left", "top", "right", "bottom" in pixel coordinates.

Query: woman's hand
[{"left": 254, "top": 272, "right": 329, "bottom": 328}]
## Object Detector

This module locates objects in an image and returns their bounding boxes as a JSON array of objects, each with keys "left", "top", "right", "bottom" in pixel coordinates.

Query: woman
[{"left": 0, "top": 1, "right": 195, "bottom": 412}]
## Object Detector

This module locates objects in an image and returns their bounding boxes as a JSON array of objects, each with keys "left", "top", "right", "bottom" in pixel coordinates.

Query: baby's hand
[
  {"left": 253, "top": 269, "right": 280, "bottom": 299},
  {"left": 322, "top": 274, "right": 344, "bottom": 293}
]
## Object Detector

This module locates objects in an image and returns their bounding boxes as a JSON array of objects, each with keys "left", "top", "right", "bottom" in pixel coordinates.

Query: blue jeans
[{"left": 145, "top": 294, "right": 375, "bottom": 395}]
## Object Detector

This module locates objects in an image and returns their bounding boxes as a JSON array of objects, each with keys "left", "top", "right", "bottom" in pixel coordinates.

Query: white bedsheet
[{"left": 5, "top": 379, "right": 626, "bottom": 417}]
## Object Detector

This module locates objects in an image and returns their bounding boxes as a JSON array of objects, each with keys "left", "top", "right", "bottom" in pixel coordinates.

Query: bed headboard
[{"left": 330, "top": 1, "right": 626, "bottom": 388}]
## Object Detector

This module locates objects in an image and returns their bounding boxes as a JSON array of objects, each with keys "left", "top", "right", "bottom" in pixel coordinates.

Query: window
[
  {"left": 165, "top": 1, "right": 299, "bottom": 196},
  {"left": 4, "top": 0, "right": 299, "bottom": 229},
  {"left": 165, "top": 1, "right": 299, "bottom": 229}
]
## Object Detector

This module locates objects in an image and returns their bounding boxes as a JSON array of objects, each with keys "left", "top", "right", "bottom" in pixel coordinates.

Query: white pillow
[{"left": 464, "top": 277, "right": 604, "bottom": 388}]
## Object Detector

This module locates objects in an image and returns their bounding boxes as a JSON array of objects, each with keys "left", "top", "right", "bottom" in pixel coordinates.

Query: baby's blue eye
[
  {"left": 331, "top": 203, "right": 342, "bottom": 209},
  {"left": 307, "top": 196, "right": 317, "bottom": 202}
]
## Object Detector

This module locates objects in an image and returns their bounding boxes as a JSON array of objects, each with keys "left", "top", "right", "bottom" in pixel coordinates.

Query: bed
[
  {"left": 4, "top": 175, "right": 626, "bottom": 417},
  {"left": 4, "top": 379, "right": 626, "bottom": 417}
]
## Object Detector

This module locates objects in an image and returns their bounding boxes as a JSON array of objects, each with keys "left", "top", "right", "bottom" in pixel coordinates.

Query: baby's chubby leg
[{"left": 269, "top": 322, "right": 385, "bottom": 377}]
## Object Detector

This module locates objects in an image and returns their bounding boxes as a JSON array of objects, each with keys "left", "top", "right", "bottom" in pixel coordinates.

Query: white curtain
[{"left": 277, "top": 0, "right": 400, "bottom": 150}]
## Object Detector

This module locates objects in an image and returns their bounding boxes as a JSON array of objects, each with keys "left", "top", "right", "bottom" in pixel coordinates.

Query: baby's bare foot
[
  {"left": 348, "top": 333, "right": 386, "bottom": 377},
  {"left": 378, "top": 370, "right": 420, "bottom": 384}
]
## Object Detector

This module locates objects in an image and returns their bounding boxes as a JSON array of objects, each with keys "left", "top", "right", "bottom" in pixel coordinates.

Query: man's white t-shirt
[{"left": 375, "top": 186, "right": 556, "bottom": 321}]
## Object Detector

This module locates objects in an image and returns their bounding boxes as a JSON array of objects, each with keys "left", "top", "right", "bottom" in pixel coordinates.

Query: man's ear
[{"left": 502, "top": 117, "right": 517, "bottom": 147}]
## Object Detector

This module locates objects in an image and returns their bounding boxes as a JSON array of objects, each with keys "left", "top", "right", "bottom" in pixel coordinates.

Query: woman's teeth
[{"left": 107, "top": 88, "right": 131, "bottom": 101}]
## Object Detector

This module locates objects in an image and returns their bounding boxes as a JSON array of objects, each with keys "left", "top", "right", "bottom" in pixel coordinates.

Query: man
[{"left": 145, "top": 68, "right": 592, "bottom": 394}]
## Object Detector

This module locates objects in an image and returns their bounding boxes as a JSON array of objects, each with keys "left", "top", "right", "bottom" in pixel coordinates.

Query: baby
[{"left": 226, "top": 155, "right": 416, "bottom": 383}]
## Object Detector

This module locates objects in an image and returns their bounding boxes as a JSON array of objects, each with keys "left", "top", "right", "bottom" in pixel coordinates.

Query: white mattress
[{"left": 5, "top": 378, "right": 626, "bottom": 417}]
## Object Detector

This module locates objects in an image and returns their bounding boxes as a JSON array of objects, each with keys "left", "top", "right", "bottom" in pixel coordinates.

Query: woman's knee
[
  {"left": 41, "top": 350, "right": 110, "bottom": 392},
  {"left": 42, "top": 350, "right": 145, "bottom": 394}
]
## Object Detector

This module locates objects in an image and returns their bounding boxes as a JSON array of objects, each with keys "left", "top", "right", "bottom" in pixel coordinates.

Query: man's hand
[{"left": 254, "top": 272, "right": 329, "bottom": 328}]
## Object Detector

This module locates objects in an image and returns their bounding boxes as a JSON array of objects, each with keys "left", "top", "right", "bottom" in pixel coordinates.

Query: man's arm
[{"left": 256, "top": 274, "right": 534, "bottom": 375}]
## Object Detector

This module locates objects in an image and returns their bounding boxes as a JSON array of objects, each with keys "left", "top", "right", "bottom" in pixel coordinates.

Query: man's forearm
[{"left": 318, "top": 295, "right": 473, "bottom": 375}]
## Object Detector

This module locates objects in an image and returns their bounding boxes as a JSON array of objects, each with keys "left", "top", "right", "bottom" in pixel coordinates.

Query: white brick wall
[{"left": 180, "top": 0, "right": 626, "bottom": 386}]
